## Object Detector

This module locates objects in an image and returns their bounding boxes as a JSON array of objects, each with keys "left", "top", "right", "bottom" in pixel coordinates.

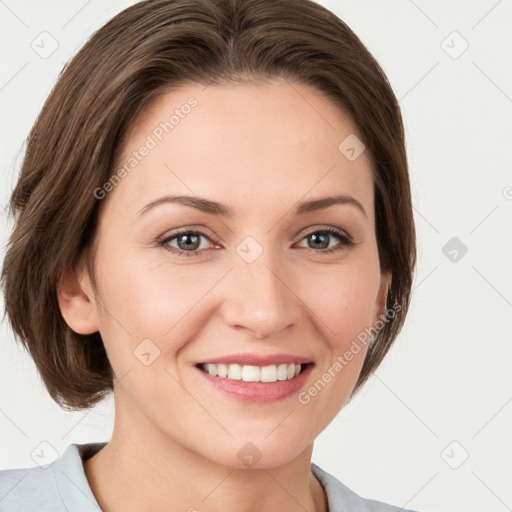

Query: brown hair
[{"left": 1, "top": 0, "right": 415, "bottom": 411}]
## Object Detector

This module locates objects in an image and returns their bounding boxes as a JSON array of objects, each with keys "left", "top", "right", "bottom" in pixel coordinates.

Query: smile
[
  {"left": 195, "top": 353, "right": 314, "bottom": 402},
  {"left": 199, "top": 362, "right": 307, "bottom": 383}
]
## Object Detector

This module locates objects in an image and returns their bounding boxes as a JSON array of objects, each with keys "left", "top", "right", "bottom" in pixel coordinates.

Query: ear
[
  {"left": 374, "top": 269, "right": 392, "bottom": 322},
  {"left": 57, "top": 265, "right": 99, "bottom": 335}
]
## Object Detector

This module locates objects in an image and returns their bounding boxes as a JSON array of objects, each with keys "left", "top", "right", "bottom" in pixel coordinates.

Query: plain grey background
[{"left": 1, "top": 1, "right": 511, "bottom": 511}]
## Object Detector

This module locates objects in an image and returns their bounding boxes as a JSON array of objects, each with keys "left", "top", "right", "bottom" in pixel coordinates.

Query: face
[{"left": 67, "top": 80, "right": 390, "bottom": 468}]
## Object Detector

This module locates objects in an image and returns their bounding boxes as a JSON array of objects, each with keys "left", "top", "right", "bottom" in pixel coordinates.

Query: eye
[
  {"left": 157, "top": 226, "right": 355, "bottom": 258},
  {"left": 296, "top": 227, "right": 355, "bottom": 253},
  {"left": 158, "top": 229, "right": 216, "bottom": 257}
]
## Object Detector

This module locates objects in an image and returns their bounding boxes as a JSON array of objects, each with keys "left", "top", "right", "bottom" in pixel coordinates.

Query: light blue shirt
[{"left": 0, "top": 443, "right": 420, "bottom": 511}]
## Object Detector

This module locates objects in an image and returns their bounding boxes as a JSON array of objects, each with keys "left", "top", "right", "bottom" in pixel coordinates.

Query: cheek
[
  {"left": 298, "top": 259, "right": 379, "bottom": 379},
  {"left": 91, "top": 254, "right": 202, "bottom": 403},
  {"left": 301, "top": 258, "right": 382, "bottom": 344},
  {"left": 94, "top": 248, "right": 219, "bottom": 359},
  {"left": 98, "top": 252, "right": 192, "bottom": 326},
  {"left": 293, "top": 264, "right": 380, "bottom": 422}
]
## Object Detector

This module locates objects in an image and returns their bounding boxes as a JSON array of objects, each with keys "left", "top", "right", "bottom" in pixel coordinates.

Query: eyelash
[{"left": 157, "top": 227, "right": 355, "bottom": 257}]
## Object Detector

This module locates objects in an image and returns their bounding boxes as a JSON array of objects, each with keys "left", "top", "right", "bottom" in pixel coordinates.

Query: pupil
[
  {"left": 309, "top": 233, "right": 328, "bottom": 249},
  {"left": 178, "top": 234, "right": 200, "bottom": 250}
]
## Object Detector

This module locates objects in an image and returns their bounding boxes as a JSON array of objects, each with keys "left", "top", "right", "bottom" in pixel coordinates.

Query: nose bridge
[{"left": 221, "top": 239, "right": 301, "bottom": 338}]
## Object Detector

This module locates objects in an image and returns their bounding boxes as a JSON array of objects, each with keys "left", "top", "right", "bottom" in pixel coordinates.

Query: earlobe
[{"left": 57, "top": 266, "right": 99, "bottom": 335}]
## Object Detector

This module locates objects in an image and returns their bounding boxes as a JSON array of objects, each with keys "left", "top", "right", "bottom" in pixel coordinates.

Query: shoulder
[
  {"left": 311, "top": 463, "right": 422, "bottom": 512},
  {"left": 0, "top": 462, "right": 60, "bottom": 511},
  {"left": 0, "top": 442, "right": 105, "bottom": 512}
]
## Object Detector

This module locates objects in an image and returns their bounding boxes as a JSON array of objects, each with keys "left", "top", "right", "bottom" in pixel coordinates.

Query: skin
[{"left": 58, "top": 79, "right": 391, "bottom": 512}]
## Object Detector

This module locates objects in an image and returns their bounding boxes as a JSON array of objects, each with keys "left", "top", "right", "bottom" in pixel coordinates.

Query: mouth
[
  {"left": 194, "top": 358, "right": 314, "bottom": 403},
  {"left": 196, "top": 362, "right": 311, "bottom": 382}
]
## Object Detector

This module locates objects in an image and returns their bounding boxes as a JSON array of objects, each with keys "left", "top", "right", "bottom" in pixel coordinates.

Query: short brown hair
[{"left": 1, "top": 0, "right": 416, "bottom": 411}]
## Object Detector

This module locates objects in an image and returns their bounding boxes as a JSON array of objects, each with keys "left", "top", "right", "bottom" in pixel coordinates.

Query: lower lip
[{"left": 196, "top": 364, "right": 314, "bottom": 403}]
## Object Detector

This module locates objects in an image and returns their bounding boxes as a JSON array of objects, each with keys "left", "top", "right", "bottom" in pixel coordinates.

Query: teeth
[
  {"left": 205, "top": 364, "right": 218, "bottom": 376},
  {"left": 202, "top": 363, "right": 304, "bottom": 382},
  {"left": 228, "top": 363, "right": 242, "bottom": 380},
  {"left": 242, "top": 365, "right": 260, "bottom": 382},
  {"left": 261, "top": 365, "right": 277, "bottom": 382},
  {"left": 277, "top": 363, "right": 288, "bottom": 380},
  {"left": 217, "top": 363, "right": 228, "bottom": 378}
]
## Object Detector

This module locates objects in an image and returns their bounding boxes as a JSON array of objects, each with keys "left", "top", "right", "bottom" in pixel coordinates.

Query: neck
[{"left": 83, "top": 400, "right": 328, "bottom": 512}]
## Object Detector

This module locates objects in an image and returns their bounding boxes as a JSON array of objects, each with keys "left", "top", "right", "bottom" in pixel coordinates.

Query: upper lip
[{"left": 199, "top": 353, "right": 313, "bottom": 366}]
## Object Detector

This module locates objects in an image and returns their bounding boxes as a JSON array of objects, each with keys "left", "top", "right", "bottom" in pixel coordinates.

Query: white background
[{"left": 1, "top": 1, "right": 511, "bottom": 511}]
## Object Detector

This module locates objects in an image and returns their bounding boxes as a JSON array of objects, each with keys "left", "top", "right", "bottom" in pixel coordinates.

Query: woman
[{"left": 0, "top": 0, "right": 417, "bottom": 510}]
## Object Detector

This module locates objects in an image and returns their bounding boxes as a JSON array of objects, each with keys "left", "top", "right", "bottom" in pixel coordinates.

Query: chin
[{"left": 199, "top": 433, "right": 313, "bottom": 471}]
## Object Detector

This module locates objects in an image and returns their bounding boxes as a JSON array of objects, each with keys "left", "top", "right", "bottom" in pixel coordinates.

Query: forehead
[{"left": 110, "top": 80, "right": 374, "bottom": 219}]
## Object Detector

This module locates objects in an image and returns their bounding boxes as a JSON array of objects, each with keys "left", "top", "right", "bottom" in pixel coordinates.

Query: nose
[{"left": 220, "top": 248, "right": 303, "bottom": 340}]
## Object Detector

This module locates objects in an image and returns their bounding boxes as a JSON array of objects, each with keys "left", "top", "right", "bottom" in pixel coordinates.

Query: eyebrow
[{"left": 138, "top": 193, "right": 367, "bottom": 218}]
